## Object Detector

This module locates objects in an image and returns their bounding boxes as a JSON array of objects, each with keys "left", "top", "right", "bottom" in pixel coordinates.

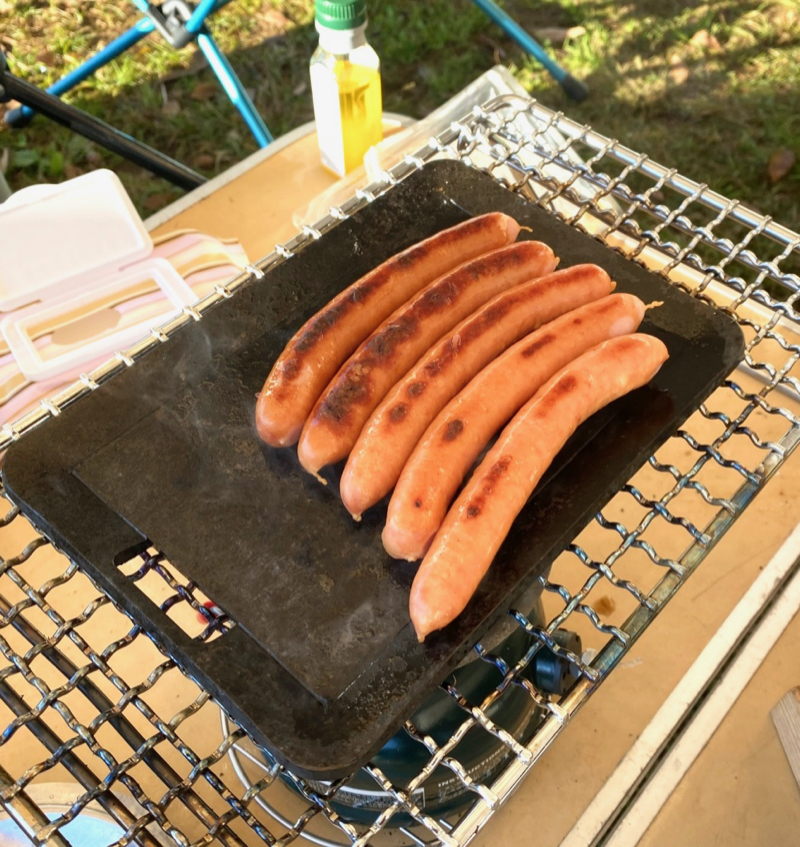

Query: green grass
[{"left": 1, "top": 0, "right": 799, "bottom": 235}]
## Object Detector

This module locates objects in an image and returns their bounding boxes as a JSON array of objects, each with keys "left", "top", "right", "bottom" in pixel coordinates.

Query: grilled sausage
[
  {"left": 256, "top": 213, "right": 521, "bottom": 447},
  {"left": 340, "top": 264, "right": 615, "bottom": 518},
  {"left": 297, "top": 241, "right": 559, "bottom": 476},
  {"left": 383, "top": 293, "right": 647, "bottom": 561},
  {"left": 409, "top": 333, "right": 669, "bottom": 640}
]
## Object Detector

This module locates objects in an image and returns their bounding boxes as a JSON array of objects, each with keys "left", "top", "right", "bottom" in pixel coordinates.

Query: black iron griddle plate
[{"left": 2, "top": 161, "right": 744, "bottom": 779}]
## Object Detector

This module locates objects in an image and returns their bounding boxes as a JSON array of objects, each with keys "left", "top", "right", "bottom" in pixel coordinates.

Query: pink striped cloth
[{"left": 0, "top": 230, "right": 249, "bottom": 425}]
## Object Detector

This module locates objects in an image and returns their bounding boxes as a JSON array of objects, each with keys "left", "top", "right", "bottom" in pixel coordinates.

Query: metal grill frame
[{"left": 0, "top": 93, "right": 799, "bottom": 847}]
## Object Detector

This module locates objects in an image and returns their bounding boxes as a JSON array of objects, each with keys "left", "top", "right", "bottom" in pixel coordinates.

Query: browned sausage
[
  {"left": 383, "top": 293, "right": 647, "bottom": 561},
  {"left": 297, "top": 241, "right": 559, "bottom": 477},
  {"left": 409, "top": 333, "right": 669, "bottom": 640},
  {"left": 256, "top": 213, "right": 521, "bottom": 447},
  {"left": 340, "top": 264, "right": 615, "bottom": 518}
]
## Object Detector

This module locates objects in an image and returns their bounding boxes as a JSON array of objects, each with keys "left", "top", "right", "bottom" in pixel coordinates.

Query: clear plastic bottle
[{"left": 310, "top": 0, "right": 383, "bottom": 177}]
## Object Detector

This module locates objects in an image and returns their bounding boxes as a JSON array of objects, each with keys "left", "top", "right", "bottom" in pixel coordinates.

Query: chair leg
[
  {"left": 4, "top": 1, "right": 273, "bottom": 149},
  {"left": 4, "top": 18, "right": 156, "bottom": 128},
  {"left": 196, "top": 30, "right": 273, "bottom": 147},
  {"left": 184, "top": 0, "right": 223, "bottom": 35},
  {"left": 470, "top": 0, "right": 589, "bottom": 101}
]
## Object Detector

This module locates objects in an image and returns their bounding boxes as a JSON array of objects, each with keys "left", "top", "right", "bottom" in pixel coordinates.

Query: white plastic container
[
  {"left": 0, "top": 169, "right": 159, "bottom": 310},
  {"left": 0, "top": 169, "right": 196, "bottom": 381}
]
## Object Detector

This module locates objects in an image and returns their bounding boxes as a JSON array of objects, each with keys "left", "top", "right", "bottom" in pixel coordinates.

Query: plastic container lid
[
  {"left": 0, "top": 169, "right": 153, "bottom": 311},
  {"left": 0, "top": 168, "right": 199, "bottom": 382},
  {"left": 315, "top": 0, "right": 366, "bottom": 30}
]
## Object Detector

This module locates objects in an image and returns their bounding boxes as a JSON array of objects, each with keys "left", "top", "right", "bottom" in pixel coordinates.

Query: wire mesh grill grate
[
  {"left": 116, "top": 549, "right": 235, "bottom": 644},
  {"left": 0, "top": 94, "right": 798, "bottom": 846}
]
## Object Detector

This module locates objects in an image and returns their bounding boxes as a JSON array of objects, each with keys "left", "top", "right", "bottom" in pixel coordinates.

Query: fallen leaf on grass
[
  {"left": 191, "top": 81, "right": 216, "bottom": 102},
  {"left": 194, "top": 153, "right": 215, "bottom": 169},
  {"left": 162, "top": 99, "right": 181, "bottom": 117},
  {"left": 292, "top": 81, "right": 308, "bottom": 97},
  {"left": 36, "top": 48, "right": 57, "bottom": 66},
  {"left": 534, "top": 25, "right": 587, "bottom": 45},
  {"left": 668, "top": 53, "right": 689, "bottom": 84},
  {"left": 263, "top": 7, "right": 290, "bottom": 32},
  {"left": 161, "top": 52, "right": 208, "bottom": 83},
  {"left": 689, "top": 29, "right": 722, "bottom": 51},
  {"left": 767, "top": 149, "right": 795, "bottom": 184},
  {"left": 64, "top": 163, "right": 83, "bottom": 179}
]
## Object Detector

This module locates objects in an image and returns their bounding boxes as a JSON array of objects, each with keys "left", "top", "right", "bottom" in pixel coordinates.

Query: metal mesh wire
[{"left": 0, "top": 94, "right": 799, "bottom": 846}]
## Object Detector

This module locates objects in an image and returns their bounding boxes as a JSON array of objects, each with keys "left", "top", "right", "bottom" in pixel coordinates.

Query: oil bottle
[{"left": 310, "top": 0, "right": 383, "bottom": 177}]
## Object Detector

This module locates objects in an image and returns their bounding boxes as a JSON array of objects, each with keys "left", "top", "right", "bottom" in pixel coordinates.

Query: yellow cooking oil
[
  {"left": 332, "top": 60, "right": 382, "bottom": 175},
  {"left": 310, "top": 0, "right": 383, "bottom": 177}
]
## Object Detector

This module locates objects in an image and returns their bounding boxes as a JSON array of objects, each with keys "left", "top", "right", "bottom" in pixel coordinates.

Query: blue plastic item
[{"left": 6, "top": 0, "right": 272, "bottom": 147}]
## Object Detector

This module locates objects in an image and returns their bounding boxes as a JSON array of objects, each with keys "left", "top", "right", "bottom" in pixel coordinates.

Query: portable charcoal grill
[{"left": 0, "top": 93, "right": 799, "bottom": 847}]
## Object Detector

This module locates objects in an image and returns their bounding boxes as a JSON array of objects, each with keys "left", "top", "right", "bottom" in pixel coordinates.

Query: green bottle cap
[{"left": 315, "top": 0, "right": 367, "bottom": 31}]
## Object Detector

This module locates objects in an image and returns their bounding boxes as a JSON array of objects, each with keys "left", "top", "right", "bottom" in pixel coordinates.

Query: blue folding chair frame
[
  {"left": 7, "top": 0, "right": 273, "bottom": 146},
  {"left": 470, "top": 0, "right": 589, "bottom": 101},
  {"left": 7, "top": 0, "right": 584, "bottom": 153}
]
